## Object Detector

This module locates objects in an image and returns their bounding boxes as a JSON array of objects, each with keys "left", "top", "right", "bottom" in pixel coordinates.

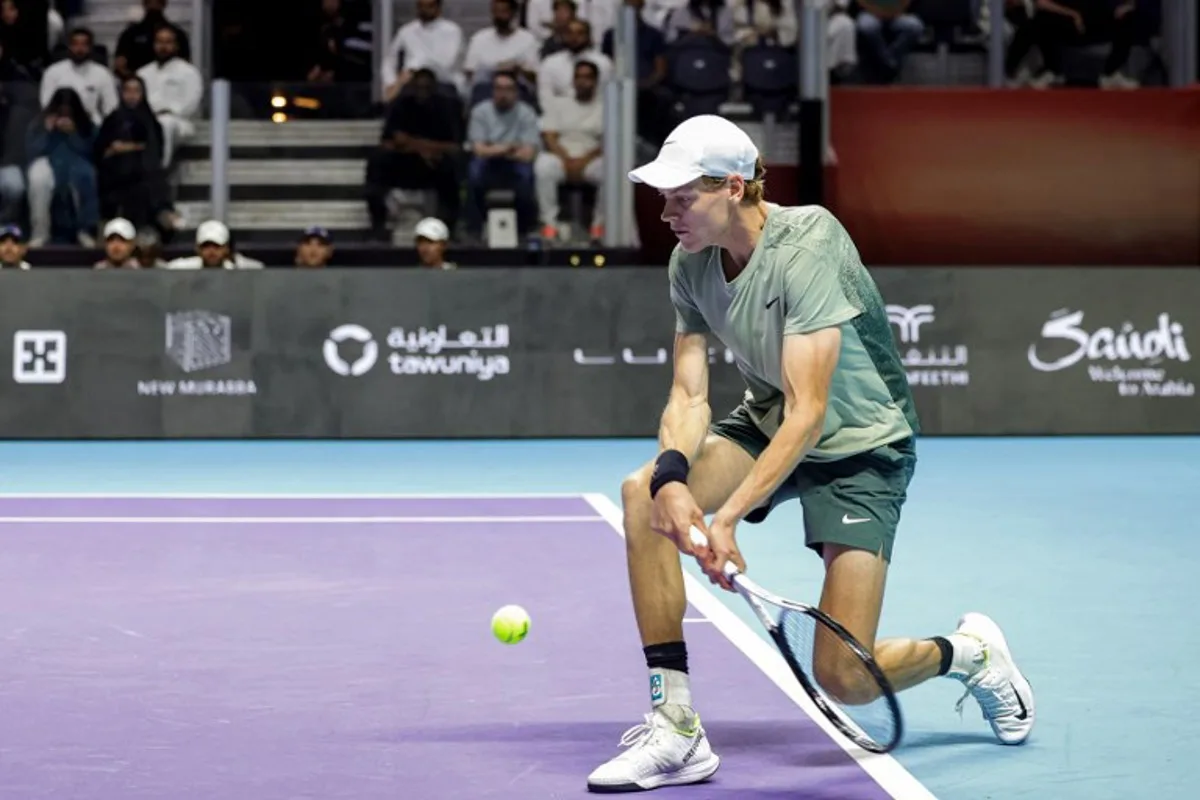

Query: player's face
[{"left": 658, "top": 180, "right": 734, "bottom": 253}]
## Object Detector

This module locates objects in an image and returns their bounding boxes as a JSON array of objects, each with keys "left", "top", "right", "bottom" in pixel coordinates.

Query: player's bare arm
[
  {"left": 658, "top": 331, "right": 711, "bottom": 461},
  {"left": 697, "top": 326, "right": 842, "bottom": 588},
  {"left": 649, "top": 331, "right": 713, "bottom": 555}
]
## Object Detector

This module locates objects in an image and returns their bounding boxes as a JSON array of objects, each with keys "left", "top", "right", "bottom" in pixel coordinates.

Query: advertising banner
[{"left": 0, "top": 268, "right": 1195, "bottom": 439}]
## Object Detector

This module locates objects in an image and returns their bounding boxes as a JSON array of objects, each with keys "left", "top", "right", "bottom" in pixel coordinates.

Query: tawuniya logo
[
  {"left": 324, "top": 324, "right": 511, "bottom": 381},
  {"left": 1027, "top": 309, "right": 1194, "bottom": 398}
]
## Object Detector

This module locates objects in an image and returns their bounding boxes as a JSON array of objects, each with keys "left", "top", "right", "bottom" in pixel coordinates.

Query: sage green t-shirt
[{"left": 668, "top": 204, "right": 919, "bottom": 461}]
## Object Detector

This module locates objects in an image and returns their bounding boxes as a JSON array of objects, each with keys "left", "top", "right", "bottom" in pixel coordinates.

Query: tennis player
[{"left": 586, "top": 115, "right": 1035, "bottom": 793}]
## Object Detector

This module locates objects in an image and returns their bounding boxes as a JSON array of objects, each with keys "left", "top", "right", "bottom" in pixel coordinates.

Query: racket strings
[{"left": 779, "top": 610, "right": 899, "bottom": 750}]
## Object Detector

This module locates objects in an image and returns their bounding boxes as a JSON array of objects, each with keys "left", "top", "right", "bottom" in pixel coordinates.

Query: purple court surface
[{"left": 0, "top": 495, "right": 926, "bottom": 799}]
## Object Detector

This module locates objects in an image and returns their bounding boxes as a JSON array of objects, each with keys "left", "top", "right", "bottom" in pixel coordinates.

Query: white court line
[
  {"left": 582, "top": 493, "right": 937, "bottom": 800},
  {"left": 0, "top": 515, "right": 604, "bottom": 525},
  {"left": 0, "top": 492, "right": 582, "bottom": 499}
]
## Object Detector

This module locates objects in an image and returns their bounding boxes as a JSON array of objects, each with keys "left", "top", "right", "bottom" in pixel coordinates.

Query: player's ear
[{"left": 729, "top": 175, "right": 745, "bottom": 204}]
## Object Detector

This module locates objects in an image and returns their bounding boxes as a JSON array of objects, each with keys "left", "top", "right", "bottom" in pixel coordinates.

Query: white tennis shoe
[
  {"left": 952, "top": 612, "right": 1036, "bottom": 745},
  {"left": 586, "top": 706, "right": 720, "bottom": 793}
]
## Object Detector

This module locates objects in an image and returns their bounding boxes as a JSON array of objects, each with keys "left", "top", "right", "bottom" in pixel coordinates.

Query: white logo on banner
[
  {"left": 324, "top": 324, "right": 510, "bottom": 381},
  {"left": 886, "top": 304, "right": 969, "bottom": 388},
  {"left": 324, "top": 324, "right": 379, "bottom": 377},
  {"left": 1027, "top": 309, "right": 1195, "bottom": 397},
  {"left": 137, "top": 310, "right": 256, "bottom": 396},
  {"left": 12, "top": 330, "right": 67, "bottom": 384},
  {"left": 573, "top": 347, "right": 736, "bottom": 366}
]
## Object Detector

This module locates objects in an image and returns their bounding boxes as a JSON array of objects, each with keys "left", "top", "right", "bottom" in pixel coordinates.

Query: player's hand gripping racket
[{"left": 688, "top": 526, "right": 903, "bottom": 753}]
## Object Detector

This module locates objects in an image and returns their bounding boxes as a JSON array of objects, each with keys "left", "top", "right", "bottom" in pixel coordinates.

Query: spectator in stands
[
  {"left": 380, "top": 0, "right": 464, "bottom": 103},
  {"left": 167, "top": 220, "right": 265, "bottom": 269},
  {"left": 828, "top": 0, "right": 858, "bottom": 83},
  {"left": 465, "top": 69, "right": 540, "bottom": 241},
  {"left": 0, "top": 223, "right": 30, "bottom": 268},
  {"left": 535, "top": 60, "right": 604, "bottom": 243},
  {"left": 138, "top": 26, "right": 203, "bottom": 167},
  {"left": 0, "top": 77, "right": 36, "bottom": 224},
  {"left": 295, "top": 226, "right": 334, "bottom": 268},
  {"left": 852, "top": 1, "right": 924, "bottom": 83},
  {"left": 1, "top": 0, "right": 48, "bottom": 76},
  {"left": 41, "top": 28, "right": 118, "bottom": 127},
  {"left": 114, "top": 0, "right": 191, "bottom": 80},
  {"left": 463, "top": 0, "right": 540, "bottom": 95},
  {"left": 26, "top": 87, "right": 98, "bottom": 247},
  {"left": 364, "top": 67, "right": 463, "bottom": 242},
  {"left": 537, "top": 18, "right": 612, "bottom": 109},
  {"left": 663, "top": 0, "right": 737, "bottom": 47},
  {"left": 1002, "top": 0, "right": 1139, "bottom": 89},
  {"left": 93, "top": 217, "right": 139, "bottom": 268},
  {"left": 601, "top": 0, "right": 671, "bottom": 145},
  {"left": 95, "top": 74, "right": 179, "bottom": 235},
  {"left": 537, "top": 0, "right": 578, "bottom": 58},
  {"left": 527, "top": 0, "right": 616, "bottom": 52},
  {"left": 731, "top": 0, "right": 797, "bottom": 48},
  {"left": 134, "top": 225, "right": 167, "bottom": 267},
  {"left": 414, "top": 216, "right": 455, "bottom": 269}
]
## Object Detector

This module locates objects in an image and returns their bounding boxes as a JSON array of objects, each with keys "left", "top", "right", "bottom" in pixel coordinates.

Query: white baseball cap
[
  {"left": 196, "top": 220, "right": 230, "bottom": 246},
  {"left": 103, "top": 217, "right": 136, "bottom": 241},
  {"left": 628, "top": 115, "right": 759, "bottom": 190},
  {"left": 414, "top": 217, "right": 449, "bottom": 242}
]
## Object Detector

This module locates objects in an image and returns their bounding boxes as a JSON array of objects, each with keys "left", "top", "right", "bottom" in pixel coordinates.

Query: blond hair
[{"left": 699, "top": 156, "right": 767, "bottom": 205}]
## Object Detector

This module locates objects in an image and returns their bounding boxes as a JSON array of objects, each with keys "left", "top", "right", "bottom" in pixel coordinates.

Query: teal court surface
[{"left": 0, "top": 437, "right": 1196, "bottom": 799}]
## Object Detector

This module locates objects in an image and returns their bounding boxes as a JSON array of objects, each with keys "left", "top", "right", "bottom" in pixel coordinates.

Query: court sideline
[{"left": 1, "top": 436, "right": 1196, "bottom": 800}]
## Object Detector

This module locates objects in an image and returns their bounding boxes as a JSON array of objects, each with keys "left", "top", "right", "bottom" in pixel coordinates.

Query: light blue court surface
[{"left": 3, "top": 437, "right": 1198, "bottom": 800}]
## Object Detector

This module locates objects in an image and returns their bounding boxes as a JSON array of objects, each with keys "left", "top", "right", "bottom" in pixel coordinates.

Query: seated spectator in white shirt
[
  {"left": 526, "top": 0, "right": 616, "bottom": 50},
  {"left": 167, "top": 220, "right": 264, "bottom": 269},
  {"left": 40, "top": 28, "right": 119, "bottom": 126},
  {"left": 664, "top": 0, "right": 737, "bottom": 47},
  {"left": 137, "top": 26, "right": 203, "bottom": 166},
  {"left": 380, "top": 0, "right": 464, "bottom": 103},
  {"left": 730, "top": 0, "right": 797, "bottom": 47},
  {"left": 538, "top": 0, "right": 578, "bottom": 58},
  {"left": 534, "top": 59, "right": 605, "bottom": 243},
  {"left": 537, "top": 18, "right": 612, "bottom": 110},
  {"left": 463, "top": 0, "right": 540, "bottom": 95},
  {"left": 113, "top": 0, "right": 191, "bottom": 80}
]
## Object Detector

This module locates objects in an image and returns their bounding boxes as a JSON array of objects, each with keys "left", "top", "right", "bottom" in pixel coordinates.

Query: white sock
[
  {"left": 945, "top": 633, "right": 987, "bottom": 680},
  {"left": 649, "top": 667, "right": 692, "bottom": 710}
]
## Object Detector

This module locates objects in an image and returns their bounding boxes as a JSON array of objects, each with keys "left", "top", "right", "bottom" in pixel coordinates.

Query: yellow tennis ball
[{"left": 491, "top": 604, "right": 530, "bottom": 645}]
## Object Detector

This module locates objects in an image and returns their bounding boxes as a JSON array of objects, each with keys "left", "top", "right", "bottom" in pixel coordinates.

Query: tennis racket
[{"left": 688, "top": 526, "right": 903, "bottom": 753}]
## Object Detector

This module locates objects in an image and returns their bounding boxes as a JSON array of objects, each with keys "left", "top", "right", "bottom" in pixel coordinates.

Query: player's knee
[{"left": 812, "top": 657, "right": 882, "bottom": 707}]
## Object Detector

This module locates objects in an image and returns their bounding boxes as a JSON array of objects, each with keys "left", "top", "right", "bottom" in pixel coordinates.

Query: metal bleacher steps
[{"left": 175, "top": 120, "right": 380, "bottom": 244}]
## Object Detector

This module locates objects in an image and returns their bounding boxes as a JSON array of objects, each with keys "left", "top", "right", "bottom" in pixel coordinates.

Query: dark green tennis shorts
[{"left": 710, "top": 404, "right": 917, "bottom": 563}]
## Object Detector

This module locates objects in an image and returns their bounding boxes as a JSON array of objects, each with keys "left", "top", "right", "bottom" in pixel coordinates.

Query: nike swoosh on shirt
[
  {"left": 842, "top": 514, "right": 871, "bottom": 525},
  {"left": 765, "top": 297, "right": 779, "bottom": 309}
]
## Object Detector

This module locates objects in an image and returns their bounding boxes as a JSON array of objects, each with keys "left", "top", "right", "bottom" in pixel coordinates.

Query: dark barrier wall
[{"left": 1, "top": 267, "right": 1196, "bottom": 439}]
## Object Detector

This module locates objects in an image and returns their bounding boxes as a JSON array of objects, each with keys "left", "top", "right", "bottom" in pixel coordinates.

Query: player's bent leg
[
  {"left": 801, "top": 441, "right": 1035, "bottom": 744},
  {"left": 620, "top": 433, "right": 756, "bottom": 649},
  {"left": 587, "top": 434, "right": 755, "bottom": 794}
]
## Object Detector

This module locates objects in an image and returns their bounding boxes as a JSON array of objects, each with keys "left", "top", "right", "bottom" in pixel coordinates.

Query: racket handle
[{"left": 687, "top": 525, "right": 741, "bottom": 578}]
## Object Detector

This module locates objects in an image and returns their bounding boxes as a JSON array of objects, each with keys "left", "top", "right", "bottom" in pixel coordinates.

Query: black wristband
[{"left": 649, "top": 449, "right": 689, "bottom": 499}]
